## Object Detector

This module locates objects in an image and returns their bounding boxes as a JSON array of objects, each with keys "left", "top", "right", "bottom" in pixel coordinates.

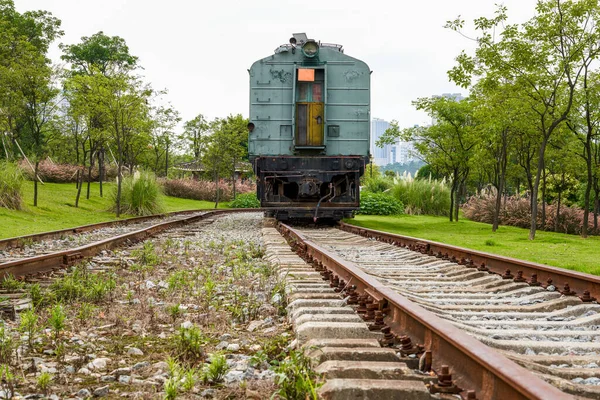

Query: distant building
[
  {"left": 433, "top": 92, "right": 465, "bottom": 101},
  {"left": 371, "top": 118, "right": 420, "bottom": 166},
  {"left": 370, "top": 118, "right": 391, "bottom": 166}
]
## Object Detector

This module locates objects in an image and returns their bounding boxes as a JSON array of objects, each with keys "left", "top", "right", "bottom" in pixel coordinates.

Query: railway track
[
  {"left": 0, "top": 209, "right": 252, "bottom": 282},
  {"left": 277, "top": 222, "right": 600, "bottom": 399},
  {"left": 2, "top": 211, "right": 598, "bottom": 399}
]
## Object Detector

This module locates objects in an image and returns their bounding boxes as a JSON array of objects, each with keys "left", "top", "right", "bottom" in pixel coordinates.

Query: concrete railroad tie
[{"left": 262, "top": 227, "right": 437, "bottom": 400}]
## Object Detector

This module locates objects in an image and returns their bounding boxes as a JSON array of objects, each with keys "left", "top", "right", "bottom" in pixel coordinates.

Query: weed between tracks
[{"left": 0, "top": 214, "right": 319, "bottom": 399}]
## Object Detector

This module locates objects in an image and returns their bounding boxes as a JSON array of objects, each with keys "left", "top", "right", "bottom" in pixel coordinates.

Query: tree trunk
[
  {"left": 594, "top": 191, "right": 599, "bottom": 231},
  {"left": 449, "top": 184, "right": 455, "bottom": 222},
  {"left": 99, "top": 150, "right": 104, "bottom": 198},
  {"left": 86, "top": 151, "right": 94, "bottom": 200},
  {"left": 165, "top": 143, "right": 169, "bottom": 177},
  {"left": 540, "top": 166, "right": 546, "bottom": 229},
  {"left": 214, "top": 169, "right": 219, "bottom": 209},
  {"left": 582, "top": 141, "right": 592, "bottom": 237},
  {"left": 555, "top": 191, "right": 562, "bottom": 233},
  {"left": 116, "top": 162, "right": 122, "bottom": 217},
  {"left": 529, "top": 139, "right": 548, "bottom": 240},
  {"left": 75, "top": 168, "right": 84, "bottom": 208},
  {"left": 232, "top": 157, "right": 237, "bottom": 200},
  {"left": 33, "top": 161, "right": 39, "bottom": 207},
  {"left": 493, "top": 180, "right": 503, "bottom": 232}
]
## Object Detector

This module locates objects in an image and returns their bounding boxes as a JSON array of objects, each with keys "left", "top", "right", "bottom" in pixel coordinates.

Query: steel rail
[
  {"left": 0, "top": 209, "right": 208, "bottom": 251},
  {"left": 279, "top": 222, "right": 573, "bottom": 400},
  {"left": 0, "top": 209, "right": 256, "bottom": 280},
  {"left": 339, "top": 222, "right": 600, "bottom": 303}
]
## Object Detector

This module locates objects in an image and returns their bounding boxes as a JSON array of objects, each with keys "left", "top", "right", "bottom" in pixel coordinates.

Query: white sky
[{"left": 15, "top": 0, "right": 538, "bottom": 128}]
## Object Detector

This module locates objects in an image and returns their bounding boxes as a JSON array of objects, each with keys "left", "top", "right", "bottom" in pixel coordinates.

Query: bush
[
  {"left": 229, "top": 192, "right": 260, "bottom": 208},
  {"left": 0, "top": 161, "right": 24, "bottom": 210},
  {"left": 357, "top": 192, "right": 404, "bottom": 215},
  {"left": 392, "top": 178, "right": 450, "bottom": 216},
  {"left": 463, "top": 194, "right": 599, "bottom": 235},
  {"left": 161, "top": 178, "right": 255, "bottom": 202},
  {"left": 113, "top": 171, "right": 165, "bottom": 216},
  {"left": 19, "top": 159, "right": 117, "bottom": 183}
]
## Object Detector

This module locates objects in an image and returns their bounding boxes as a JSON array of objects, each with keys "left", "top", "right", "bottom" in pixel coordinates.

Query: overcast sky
[{"left": 15, "top": 0, "right": 538, "bottom": 128}]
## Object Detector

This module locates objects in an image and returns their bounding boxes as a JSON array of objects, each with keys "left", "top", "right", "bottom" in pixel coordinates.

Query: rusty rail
[
  {"left": 339, "top": 222, "right": 600, "bottom": 304},
  {"left": 279, "top": 222, "right": 574, "bottom": 400},
  {"left": 0, "top": 209, "right": 257, "bottom": 280},
  {"left": 0, "top": 209, "right": 210, "bottom": 251}
]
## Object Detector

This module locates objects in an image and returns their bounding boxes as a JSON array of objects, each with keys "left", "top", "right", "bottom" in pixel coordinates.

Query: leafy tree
[
  {"left": 148, "top": 105, "right": 181, "bottom": 177},
  {"left": 202, "top": 114, "right": 248, "bottom": 207},
  {"left": 379, "top": 97, "right": 477, "bottom": 221},
  {"left": 60, "top": 31, "right": 138, "bottom": 76},
  {"left": 61, "top": 32, "right": 140, "bottom": 200},
  {"left": 181, "top": 114, "right": 209, "bottom": 161},
  {"left": 0, "top": 0, "right": 62, "bottom": 205},
  {"left": 447, "top": 0, "right": 600, "bottom": 239},
  {"left": 566, "top": 71, "right": 600, "bottom": 236}
]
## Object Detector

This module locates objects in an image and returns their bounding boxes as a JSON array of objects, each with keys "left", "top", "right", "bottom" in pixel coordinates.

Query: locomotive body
[{"left": 248, "top": 33, "right": 370, "bottom": 220}]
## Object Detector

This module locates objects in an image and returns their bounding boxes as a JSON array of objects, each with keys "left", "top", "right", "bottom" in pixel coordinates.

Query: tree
[
  {"left": 61, "top": 32, "right": 139, "bottom": 201},
  {"left": 202, "top": 114, "right": 248, "bottom": 207},
  {"left": 70, "top": 71, "right": 151, "bottom": 216},
  {"left": 148, "top": 105, "right": 180, "bottom": 176},
  {"left": 566, "top": 71, "right": 600, "bottom": 236},
  {"left": 447, "top": 0, "right": 600, "bottom": 239},
  {"left": 181, "top": 114, "right": 209, "bottom": 162},
  {"left": 379, "top": 97, "right": 477, "bottom": 221}
]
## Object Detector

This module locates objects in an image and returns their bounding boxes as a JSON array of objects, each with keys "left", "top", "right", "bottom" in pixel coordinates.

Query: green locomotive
[{"left": 248, "top": 33, "right": 370, "bottom": 220}]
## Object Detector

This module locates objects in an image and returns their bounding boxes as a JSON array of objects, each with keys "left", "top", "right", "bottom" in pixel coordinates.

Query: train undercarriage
[{"left": 253, "top": 155, "right": 365, "bottom": 221}]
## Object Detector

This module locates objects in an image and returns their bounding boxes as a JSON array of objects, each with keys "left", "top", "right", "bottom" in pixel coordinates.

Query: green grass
[
  {"left": 346, "top": 214, "right": 600, "bottom": 275},
  {"left": 0, "top": 181, "right": 228, "bottom": 239}
]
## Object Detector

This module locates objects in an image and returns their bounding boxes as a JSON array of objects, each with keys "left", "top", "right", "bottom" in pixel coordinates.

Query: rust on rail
[
  {"left": 339, "top": 222, "right": 600, "bottom": 304},
  {"left": 0, "top": 209, "right": 257, "bottom": 280},
  {"left": 279, "top": 222, "right": 573, "bottom": 400}
]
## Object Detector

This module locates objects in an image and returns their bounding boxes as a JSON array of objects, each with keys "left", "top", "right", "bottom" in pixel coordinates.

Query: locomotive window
[
  {"left": 298, "top": 68, "right": 315, "bottom": 82},
  {"left": 312, "top": 84, "right": 322, "bottom": 102},
  {"left": 297, "top": 83, "right": 309, "bottom": 102}
]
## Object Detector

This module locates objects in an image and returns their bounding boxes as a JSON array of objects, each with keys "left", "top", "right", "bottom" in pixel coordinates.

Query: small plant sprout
[
  {"left": 202, "top": 353, "right": 229, "bottom": 384},
  {"left": 19, "top": 308, "right": 39, "bottom": 351},
  {"left": 163, "top": 376, "right": 179, "bottom": 400},
  {"left": 37, "top": 371, "right": 52, "bottom": 394},
  {"left": 167, "top": 303, "right": 183, "bottom": 322},
  {"left": 174, "top": 326, "right": 206, "bottom": 362},
  {"left": 182, "top": 367, "right": 198, "bottom": 392},
  {"left": 0, "top": 326, "right": 16, "bottom": 365},
  {"left": 1, "top": 274, "right": 24, "bottom": 291},
  {"left": 48, "top": 304, "right": 66, "bottom": 344}
]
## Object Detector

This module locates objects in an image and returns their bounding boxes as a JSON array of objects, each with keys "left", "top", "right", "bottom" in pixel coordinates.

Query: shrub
[
  {"left": 229, "top": 192, "right": 260, "bottom": 208},
  {"left": 463, "top": 194, "right": 599, "bottom": 235},
  {"left": 19, "top": 159, "right": 117, "bottom": 183},
  {"left": 161, "top": 178, "right": 255, "bottom": 202},
  {"left": 357, "top": 192, "right": 404, "bottom": 215},
  {"left": 392, "top": 178, "right": 450, "bottom": 216},
  {"left": 0, "top": 162, "right": 24, "bottom": 210},
  {"left": 114, "top": 171, "right": 165, "bottom": 216}
]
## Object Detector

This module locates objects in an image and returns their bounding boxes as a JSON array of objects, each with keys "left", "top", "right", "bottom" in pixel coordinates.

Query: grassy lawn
[
  {"left": 346, "top": 214, "right": 600, "bottom": 275},
  {"left": 0, "top": 181, "right": 228, "bottom": 239}
]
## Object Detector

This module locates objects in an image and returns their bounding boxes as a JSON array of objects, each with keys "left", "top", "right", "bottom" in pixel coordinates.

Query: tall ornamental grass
[
  {"left": 113, "top": 171, "right": 165, "bottom": 216},
  {"left": 0, "top": 161, "right": 24, "bottom": 210},
  {"left": 392, "top": 178, "right": 450, "bottom": 216},
  {"left": 161, "top": 178, "right": 255, "bottom": 202}
]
